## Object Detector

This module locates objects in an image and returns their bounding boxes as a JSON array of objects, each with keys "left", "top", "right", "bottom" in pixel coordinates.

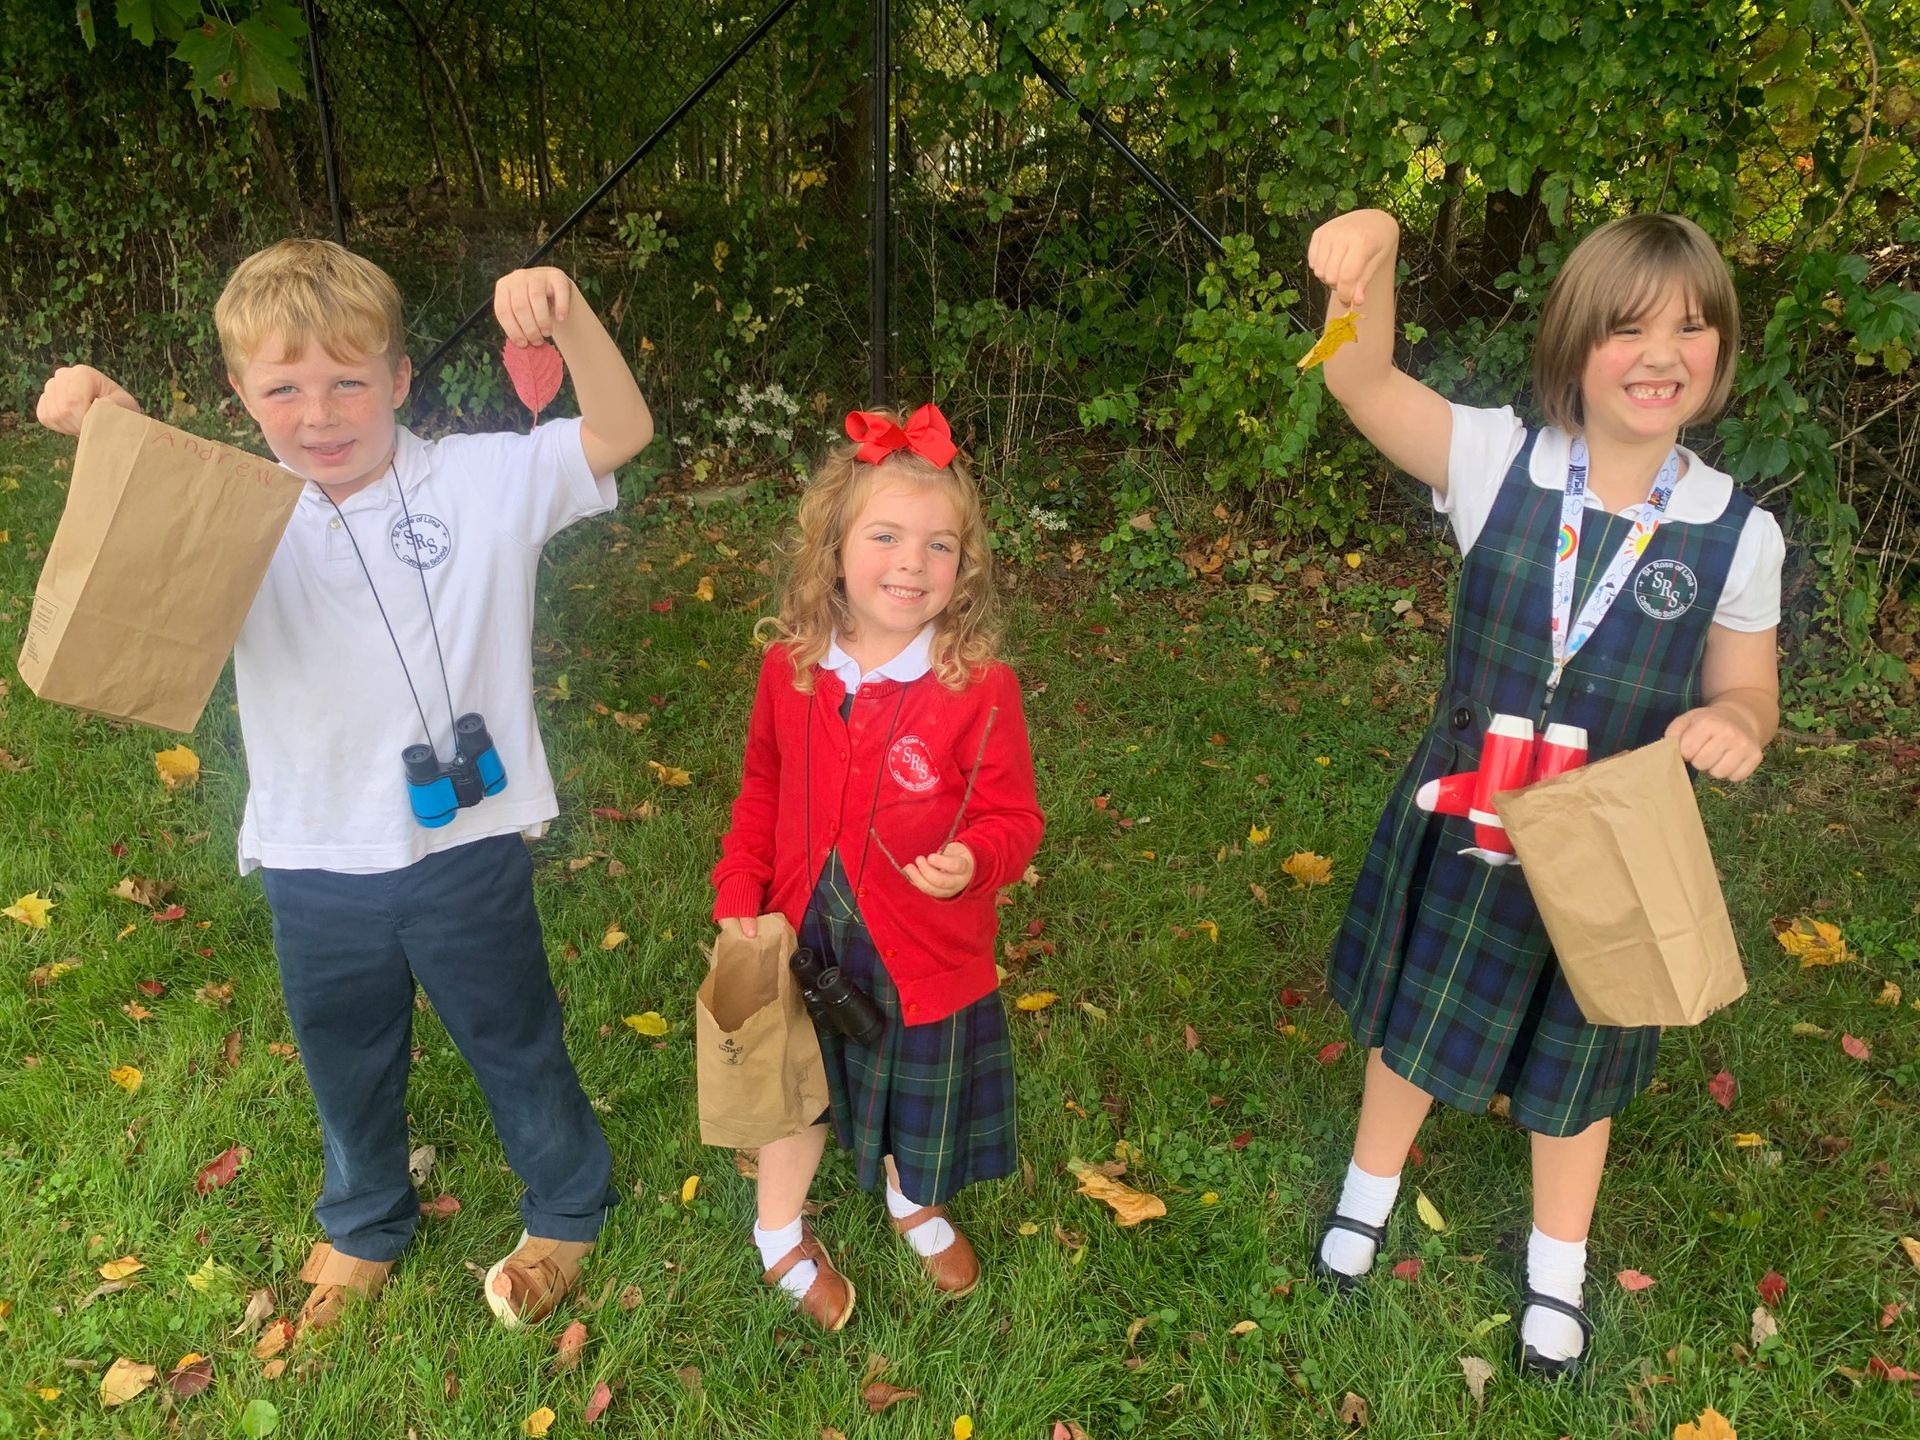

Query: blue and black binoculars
[{"left": 403, "top": 712, "right": 507, "bottom": 827}]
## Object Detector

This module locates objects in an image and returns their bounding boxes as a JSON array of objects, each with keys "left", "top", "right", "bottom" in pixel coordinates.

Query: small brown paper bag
[
  {"left": 696, "top": 913, "right": 830, "bottom": 1149},
  {"left": 1497, "top": 736, "right": 1747, "bottom": 1027},
  {"left": 17, "top": 404, "right": 303, "bottom": 732}
]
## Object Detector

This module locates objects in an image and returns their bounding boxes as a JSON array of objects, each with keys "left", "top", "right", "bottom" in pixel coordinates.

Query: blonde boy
[{"left": 37, "top": 240, "right": 654, "bottom": 1331}]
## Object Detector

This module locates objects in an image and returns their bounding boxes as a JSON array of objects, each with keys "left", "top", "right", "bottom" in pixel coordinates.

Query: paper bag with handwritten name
[
  {"left": 17, "top": 404, "right": 302, "bottom": 731},
  {"left": 1497, "top": 736, "right": 1747, "bottom": 1027},
  {"left": 696, "top": 913, "right": 830, "bottom": 1149}
]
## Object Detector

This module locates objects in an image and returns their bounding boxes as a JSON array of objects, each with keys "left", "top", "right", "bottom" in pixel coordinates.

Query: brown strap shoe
[
  {"left": 295, "top": 1242, "right": 394, "bottom": 1337},
  {"left": 484, "top": 1233, "right": 594, "bottom": 1329},
  {"left": 890, "top": 1206, "right": 980, "bottom": 1298},
  {"left": 762, "top": 1224, "right": 856, "bottom": 1331}
]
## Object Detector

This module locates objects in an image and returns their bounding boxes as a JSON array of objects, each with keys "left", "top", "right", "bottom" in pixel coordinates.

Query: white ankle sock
[
  {"left": 1522, "top": 1227, "right": 1589, "bottom": 1361},
  {"left": 886, "top": 1181, "right": 955, "bottom": 1257},
  {"left": 753, "top": 1218, "right": 815, "bottom": 1300},
  {"left": 1319, "top": 1160, "right": 1401, "bottom": 1277}
]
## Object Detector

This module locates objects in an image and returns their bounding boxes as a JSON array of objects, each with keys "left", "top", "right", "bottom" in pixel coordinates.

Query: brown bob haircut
[{"left": 1532, "top": 213, "right": 1740, "bottom": 433}]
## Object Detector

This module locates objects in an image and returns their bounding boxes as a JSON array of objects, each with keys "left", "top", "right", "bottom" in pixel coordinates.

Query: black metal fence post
[
  {"left": 304, "top": 0, "right": 346, "bottom": 242},
  {"left": 867, "top": 0, "right": 891, "bottom": 409}
]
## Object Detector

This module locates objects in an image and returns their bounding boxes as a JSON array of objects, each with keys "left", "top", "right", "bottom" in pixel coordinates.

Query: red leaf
[
  {"left": 650, "top": 599, "right": 674, "bottom": 613},
  {"left": 1708, "top": 1069, "right": 1737, "bottom": 1109},
  {"left": 1757, "top": 1269, "right": 1787, "bottom": 1307},
  {"left": 165, "top": 1355, "right": 214, "bottom": 1399},
  {"left": 1868, "top": 1356, "right": 1920, "bottom": 1381},
  {"left": 1841, "top": 1033, "right": 1872, "bottom": 1061},
  {"left": 419, "top": 1193, "right": 461, "bottom": 1219},
  {"left": 1025, "top": 918, "right": 1045, "bottom": 938},
  {"left": 110, "top": 842, "right": 129, "bottom": 858},
  {"left": 1279, "top": 988, "right": 1305, "bottom": 1008},
  {"left": 583, "top": 1380, "right": 612, "bottom": 1424},
  {"left": 1407, "top": 1141, "right": 1427, "bottom": 1167},
  {"left": 1391, "top": 1257, "right": 1423, "bottom": 1282},
  {"left": 552, "top": 1319, "right": 587, "bottom": 1371},
  {"left": 137, "top": 979, "right": 166, "bottom": 997},
  {"left": 1184, "top": 1025, "right": 1201, "bottom": 1052},
  {"left": 194, "top": 1145, "right": 250, "bottom": 1195},
  {"left": 1230, "top": 1130, "right": 1253, "bottom": 1151},
  {"left": 1316, "top": 1041, "right": 1348, "bottom": 1066},
  {"left": 501, "top": 340, "right": 565, "bottom": 422},
  {"left": 152, "top": 904, "right": 186, "bottom": 923},
  {"left": 1881, "top": 1301, "right": 1905, "bottom": 1329},
  {"left": 1616, "top": 1268, "right": 1658, "bottom": 1292}
]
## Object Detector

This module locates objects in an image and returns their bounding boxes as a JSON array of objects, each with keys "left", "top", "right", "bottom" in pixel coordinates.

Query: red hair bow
[{"left": 844, "top": 402, "right": 958, "bottom": 469}]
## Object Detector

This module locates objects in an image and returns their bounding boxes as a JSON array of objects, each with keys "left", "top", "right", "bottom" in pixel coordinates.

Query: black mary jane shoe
[
  {"left": 1309, "top": 1213, "right": 1387, "bottom": 1297},
  {"left": 1516, "top": 1290, "right": 1595, "bottom": 1381}
]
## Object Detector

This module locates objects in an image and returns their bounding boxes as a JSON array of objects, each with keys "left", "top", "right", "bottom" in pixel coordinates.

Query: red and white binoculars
[{"left": 1415, "top": 713, "right": 1588, "bottom": 865}]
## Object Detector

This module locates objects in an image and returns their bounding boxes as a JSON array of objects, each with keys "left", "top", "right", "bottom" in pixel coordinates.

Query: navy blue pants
[{"left": 261, "top": 834, "right": 615, "bottom": 1262}]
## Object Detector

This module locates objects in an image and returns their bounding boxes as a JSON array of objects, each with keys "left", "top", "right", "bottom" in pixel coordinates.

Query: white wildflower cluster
[{"left": 1027, "top": 503, "right": 1071, "bottom": 532}]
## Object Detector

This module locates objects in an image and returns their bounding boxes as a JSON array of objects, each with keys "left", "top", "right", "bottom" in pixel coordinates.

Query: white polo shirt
[
  {"left": 232, "top": 419, "right": 615, "bottom": 874},
  {"left": 1440, "top": 405, "right": 1784, "bottom": 632}
]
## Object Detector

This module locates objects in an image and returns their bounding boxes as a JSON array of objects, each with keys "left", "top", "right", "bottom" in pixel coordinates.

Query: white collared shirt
[
  {"left": 823, "top": 623, "right": 935, "bottom": 695},
  {"left": 232, "top": 418, "right": 615, "bottom": 874}
]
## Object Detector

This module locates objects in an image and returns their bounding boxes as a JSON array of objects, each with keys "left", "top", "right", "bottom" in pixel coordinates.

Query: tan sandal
[
  {"left": 296, "top": 1242, "right": 394, "bottom": 1336},
  {"left": 483, "top": 1232, "right": 593, "bottom": 1328},
  {"left": 890, "top": 1206, "right": 980, "bottom": 1298},
  {"left": 762, "top": 1223, "right": 856, "bottom": 1332}
]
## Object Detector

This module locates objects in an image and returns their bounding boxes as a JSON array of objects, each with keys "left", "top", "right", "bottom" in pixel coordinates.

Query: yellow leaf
[
  {"left": 1774, "top": 916, "right": 1854, "bottom": 967},
  {"left": 99, "top": 1357, "right": 157, "bottom": 1408},
  {"left": 1790, "top": 1021, "right": 1830, "bottom": 1038},
  {"left": 680, "top": 1175, "right": 700, "bottom": 1206},
  {"left": 1196, "top": 919, "right": 1219, "bottom": 943},
  {"left": 1282, "top": 852, "right": 1334, "bottom": 887},
  {"left": 1016, "top": 991, "right": 1059, "bottom": 1012},
  {"left": 37, "top": 1387, "right": 60, "bottom": 1401},
  {"left": 1673, "top": 1407, "right": 1738, "bottom": 1440},
  {"left": 954, "top": 1417, "right": 974, "bottom": 1440},
  {"left": 108, "top": 1066, "right": 142, "bottom": 1094},
  {"left": 4, "top": 891, "right": 54, "bottom": 928},
  {"left": 154, "top": 745, "right": 201, "bottom": 792},
  {"left": 694, "top": 575, "right": 715, "bottom": 602},
  {"left": 1200, "top": 1191, "right": 1219, "bottom": 1207},
  {"left": 648, "top": 759, "right": 693, "bottom": 787},
  {"left": 1900, "top": 1236, "right": 1920, "bottom": 1273},
  {"left": 1228, "top": 1319, "right": 1259, "bottom": 1335},
  {"left": 1732, "top": 1132, "right": 1767, "bottom": 1148},
  {"left": 1414, "top": 1190, "right": 1447, "bottom": 1232},
  {"left": 1296, "top": 310, "right": 1362, "bottom": 371},
  {"left": 523, "top": 1406, "right": 556, "bottom": 1437},
  {"left": 1247, "top": 822, "right": 1270, "bottom": 846},
  {"left": 98, "top": 1256, "right": 145, "bottom": 1281},
  {"left": 115, "top": 923, "right": 136, "bottom": 941},
  {"left": 601, "top": 924, "right": 629, "bottom": 950},
  {"left": 1344, "top": 551, "right": 1364, "bottom": 569},
  {"left": 1874, "top": 980, "right": 1902, "bottom": 1007},
  {"left": 624, "top": 1011, "right": 668, "bottom": 1037},
  {"left": 1018, "top": 1222, "right": 1040, "bottom": 1236},
  {"left": 1067, "top": 1157, "right": 1166, "bottom": 1227}
]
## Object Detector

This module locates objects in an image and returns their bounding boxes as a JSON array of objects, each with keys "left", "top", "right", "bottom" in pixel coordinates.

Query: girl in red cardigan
[{"left": 712, "top": 404, "right": 1043, "bottom": 1330}]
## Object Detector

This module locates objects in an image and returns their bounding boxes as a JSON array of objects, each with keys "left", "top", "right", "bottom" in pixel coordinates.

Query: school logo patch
[
  {"left": 1632, "top": 557, "right": 1698, "bottom": 621},
  {"left": 390, "top": 513, "right": 453, "bottom": 570},
  {"left": 886, "top": 734, "right": 940, "bottom": 794}
]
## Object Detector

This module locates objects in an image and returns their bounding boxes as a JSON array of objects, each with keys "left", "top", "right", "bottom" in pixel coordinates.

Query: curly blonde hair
[{"left": 759, "top": 411, "right": 1000, "bottom": 691}]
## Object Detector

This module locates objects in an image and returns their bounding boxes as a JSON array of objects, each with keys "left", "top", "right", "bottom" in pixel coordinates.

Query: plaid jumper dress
[{"left": 1330, "top": 430, "right": 1755, "bottom": 1136}]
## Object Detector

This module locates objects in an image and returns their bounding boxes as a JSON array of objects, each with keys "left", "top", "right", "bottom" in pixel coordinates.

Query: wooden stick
[{"left": 941, "top": 705, "right": 998, "bottom": 849}]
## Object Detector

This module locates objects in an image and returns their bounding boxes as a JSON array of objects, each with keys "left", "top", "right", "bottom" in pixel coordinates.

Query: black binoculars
[
  {"left": 790, "top": 945, "right": 885, "bottom": 1047},
  {"left": 403, "top": 712, "right": 507, "bottom": 828}
]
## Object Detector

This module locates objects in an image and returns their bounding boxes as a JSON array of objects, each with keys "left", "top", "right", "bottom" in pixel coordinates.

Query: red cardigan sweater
[{"left": 712, "top": 643, "right": 1043, "bottom": 1025}]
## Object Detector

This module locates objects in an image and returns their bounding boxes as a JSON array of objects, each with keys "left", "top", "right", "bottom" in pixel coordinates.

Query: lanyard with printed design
[{"left": 1544, "top": 436, "right": 1680, "bottom": 710}]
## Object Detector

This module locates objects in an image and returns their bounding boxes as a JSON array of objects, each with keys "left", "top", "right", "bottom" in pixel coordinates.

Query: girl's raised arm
[{"left": 1307, "top": 209, "right": 1455, "bottom": 495}]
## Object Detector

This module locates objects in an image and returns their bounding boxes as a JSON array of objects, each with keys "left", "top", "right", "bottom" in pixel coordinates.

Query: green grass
[{"left": 2, "top": 420, "right": 1918, "bottom": 1439}]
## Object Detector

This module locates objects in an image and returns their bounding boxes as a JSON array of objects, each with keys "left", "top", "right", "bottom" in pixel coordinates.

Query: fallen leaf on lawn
[
  {"left": 1899, "top": 1236, "right": 1920, "bottom": 1273},
  {"left": 1248, "top": 822, "right": 1270, "bottom": 846},
  {"left": 1875, "top": 980, "right": 1902, "bottom": 1007},
  {"left": 195, "top": 1145, "right": 250, "bottom": 1195},
  {"left": 4, "top": 891, "right": 54, "bottom": 928},
  {"left": 1052, "top": 1425, "right": 1089, "bottom": 1440},
  {"left": 1317, "top": 1041, "right": 1349, "bottom": 1065},
  {"left": 1708, "top": 1070, "right": 1737, "bottom": 1109},
  {"left": 231, "top": 1289, "right": 274, "bottom": 1338},
  {"left": 1841, "top": 1033, "right": 1871, "bottom": 1061},
  {"left": 1196, "top": 919, "right": 1219, "bottom": 943},
  {"left": 100, "top": 1356, "right": 157, "bottom": 1407},
  {"left": 1298, "top": 311, "right": 1362, "bottom": 372},
  {"left": 1468, "top": 1312, "right": 1511, "bottom": 1339},
  {"left": 1881, "top": 1301, "right": 1905, "bottom": 1328},
  {"left": 1791, "top": 1021, "right": 1830, "bottom": 1039},
  {"left": 1757, "top": 1270, "right": 1787, "bottom": 1307},
  {"left": 1673, "top": 1408, "right": 1737, "bottom": 1440},
  {"left": 251, "top": 1319, "right": 293, "bottom": 1360},
  {"left": 151, "top": 903, "right": 187, "bottom": 923},
  {"left": 1868, "top": 1356, "right": 1920, "bottom": 1381},
  {"left": 1751, "top": 1305, "right": 1778, "bottom": 1346},
  {"left": 680, "top": 1175, "right": 700, "bottom": 1206},
  {"left": 694, "top": 576, "right": 715, "bottom": 602},
  {"left": 624, "top": 1011, "right": 668, "bottom": 1036},
  {"left": 259, "top": 1358, "right": 286, "bottom": 1382},
  {"left": 166, "top": 1353, "right": 213, "bottom": 1400},
  {"left": 122, "top": 1002, "right": 153, "bottom": 1021},
  {"left": 583, "top": 1380, "right": 612, "bottom": 1423},
  {"left": 110, "top": 876, "right": 172, "bottom": 908},
  {"left": 36, "top": 1387, "right": 60, "bottom": 1401},
  {"left": 1068, "top": 1157, "right": 1166, "bottom": 1226},
  {"left": 601, "top": 924, "right": 629, "bottom": 950},
  {"left": 77, "top": 1279, "right": 132, "bottom": 1308},
  {"left": 1392, "top": 1257, "right": 1423, "bottom": 1282},
  {"left": 1016, "top": 991, "right": 1059, "bottom": 1012},
  {"left": 1228, "top": 1319, "right": 1259, "bottom": 1335},
  {"left": 196, "top": 981, "right": 234, "bottom": 1007},
  {"left": 523, "top": 1407, "right": 556, "bottom": 1437},
  {"left": 1774, "top": 916, "right": 1853, "bottom": 967},
  {"left": 154, "top": 745, "right": 201, "bottom": 791},
  {"left": 862, "top": 1381, "right": 920, "bottom": 1414},
  {"left": 1282, "top": 851, "right": 1333, "bottom": 887},
  {"left": 223, "top": 1030, "right": 244, "bottom": 1067},
  {"left": 419, "top": 1194, "right": 460, "bottom": 1219},
  {"left": 1732, "top": 1132, "right": 1767, "bottom": 1148},
  {"left": 98, "top": 1256, "right": 144, "bottom": 1281},
  {"left": 1459, "top": 1355, "right": 1493, "bottom": 1407},
  {"left": 408, "top": 1145, "right": 437, "bottom": 1186},
  {"left": 1337, "top": 1389, "right": 1369, "bottom": 1426},
  {"left": 954, "top": 1417, "right": 974, "bottom": 1440},
  {"left": 184, "top": 1258, "right": 238, "bottom": 1293},
  {"left": 1617, "top": 1269, "right": 1658, "bottom": 1292},
  {"left": 1414, "top": 1190, "right": 1446, "bottom": 1232},
  {"left": 618, "top": 1284, "right": 643, "bottom": 1310},
  {"left": 552, "top": 1320, "right": 588, "bottom": 1371},
  {"left": 648, "top": 760, "right": 692, "bottom": 787},
  {"left": 1124, "top": 1315, "right": 1156, "bottom": 1348},
  {"left": 239, "top": 1398, "right": 280, "bottom": 1436}
]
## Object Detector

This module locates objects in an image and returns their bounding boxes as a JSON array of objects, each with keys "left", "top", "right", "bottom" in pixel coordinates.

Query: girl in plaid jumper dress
[
  {"left": 712, "top": 404, "right": 1043, "bottom": 1331},
  {"left": 1305, "top": 210, "right": 1783, "bottom": 1377}
]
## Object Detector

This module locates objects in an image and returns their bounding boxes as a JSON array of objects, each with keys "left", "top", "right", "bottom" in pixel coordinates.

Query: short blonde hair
[
  {"left": 1533, "top": 213, "right": 1740, "bottom": 433},
  {"left": 214, "top": 238, "right": 407, "bottom": 376},
  {"left": 759, "top": 412, "right": 1000, "bottom": 692}
]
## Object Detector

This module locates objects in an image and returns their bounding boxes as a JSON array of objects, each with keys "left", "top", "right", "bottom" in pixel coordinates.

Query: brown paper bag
[
  {"left": 1496, "top": 736, "right": 1747, "bottom": 1027},
  {"left": 696, "top": 913, "right": 830, "bottom": 1149},
  {"left": 17, "top": 404, "right": 303, "bottom": 732}
]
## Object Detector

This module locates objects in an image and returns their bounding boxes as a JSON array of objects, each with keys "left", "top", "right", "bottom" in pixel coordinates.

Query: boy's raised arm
[
  {"left": 494, "top": 268, "right": 654, "bottom": 478},
  {"left": 1306, "top": 209, "right": 1454, "bottom": 496},
  {"left": 36, "top": 365, "right": 144, "bottom": 437}
]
